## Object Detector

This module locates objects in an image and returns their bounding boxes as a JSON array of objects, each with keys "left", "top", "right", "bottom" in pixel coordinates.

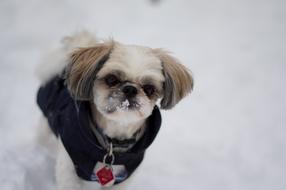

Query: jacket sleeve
[{"left": 36, "top": 76, "right": 70, "bottom": 135}]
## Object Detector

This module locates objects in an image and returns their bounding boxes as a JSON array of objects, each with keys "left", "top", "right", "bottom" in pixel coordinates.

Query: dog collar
[{"left": 90, "top": 118, "right": 145, "bottom": 152}]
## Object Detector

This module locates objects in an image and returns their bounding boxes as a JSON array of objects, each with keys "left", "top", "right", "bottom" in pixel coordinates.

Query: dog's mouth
[
  {"left": 105, "top": 99, "right": 142, "bottom": 113},
  {"left": 120, "top": 99, "right": 142, "bottom": 110}
]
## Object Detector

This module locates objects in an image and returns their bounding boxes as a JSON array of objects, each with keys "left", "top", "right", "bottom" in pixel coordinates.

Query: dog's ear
[
  {"left": 153, "top": 49, "right": 194, "bottom": 109},
  {"left": 65, "top": 41, "right": 114, "bottom": 100}
]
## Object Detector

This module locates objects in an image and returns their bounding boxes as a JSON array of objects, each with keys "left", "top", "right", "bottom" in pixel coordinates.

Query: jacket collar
[{"left": 75, "top": 100, "right": 162, "bottom": 155}]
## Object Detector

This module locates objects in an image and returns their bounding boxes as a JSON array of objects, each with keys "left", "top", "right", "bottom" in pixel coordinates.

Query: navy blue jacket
[{"left": 37, "top": 76, "right": 162, "bottom": 183}]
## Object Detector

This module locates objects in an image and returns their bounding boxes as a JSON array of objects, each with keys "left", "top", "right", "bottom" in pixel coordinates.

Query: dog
[{"left": 36, "top": 31, "right": 193, "bottom": 190}]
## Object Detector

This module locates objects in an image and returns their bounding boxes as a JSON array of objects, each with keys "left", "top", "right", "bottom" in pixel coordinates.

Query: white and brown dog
[{"left": 36, "top": 31, "right": 193, "bottom": 190}]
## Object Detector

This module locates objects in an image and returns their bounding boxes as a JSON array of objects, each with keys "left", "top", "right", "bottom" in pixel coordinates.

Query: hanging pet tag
[
  {"left": 95, "top": 143, "right": 115, "bottom": 187},
  {"left": 96, "top": 164, "right": 115, "bottom": 186}
]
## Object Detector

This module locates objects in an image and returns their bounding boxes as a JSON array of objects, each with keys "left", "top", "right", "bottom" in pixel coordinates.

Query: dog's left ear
[
  {"left": 65, "top": 41, "right": 114, "bottom": 100},
  {"left": 153, "top": 49, "right": 194, "bottom": 109}
]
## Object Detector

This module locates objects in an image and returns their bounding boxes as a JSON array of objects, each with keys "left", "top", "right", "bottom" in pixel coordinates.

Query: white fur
[{"left": 98, "top": 43, "right": 164, "bottom": 82}]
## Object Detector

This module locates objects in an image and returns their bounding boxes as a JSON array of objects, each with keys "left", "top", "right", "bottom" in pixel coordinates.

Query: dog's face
[
  {"left": 93, "top": 44, "right": 165, "bottom": 122},
  {"left": 65, "top": 41, "right": 193, "bottom": 124}
]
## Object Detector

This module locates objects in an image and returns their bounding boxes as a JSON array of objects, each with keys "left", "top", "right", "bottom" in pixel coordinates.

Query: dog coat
[{"left": 37, "top": 76, "right": 162, "bottom": 184}]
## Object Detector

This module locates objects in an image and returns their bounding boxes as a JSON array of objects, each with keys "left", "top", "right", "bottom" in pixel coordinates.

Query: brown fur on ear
[
  {"left": 65, "top": 41, "right": 114, "bottom": 100},
  {"left": 153, "top": 49, "right": 194, "bottom": 109}
]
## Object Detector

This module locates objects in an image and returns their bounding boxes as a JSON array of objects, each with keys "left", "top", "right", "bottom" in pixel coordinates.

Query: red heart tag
[{"left": 96, "top": 166, "right": 115, "bottom": 186}]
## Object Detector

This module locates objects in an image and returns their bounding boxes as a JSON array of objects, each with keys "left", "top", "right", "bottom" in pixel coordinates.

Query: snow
[
  {"left": 1, "top": 0, "right": 286, "bottom": 189},
  {"left": 119, "top": 99, "right": 130, "bottom": 110}
]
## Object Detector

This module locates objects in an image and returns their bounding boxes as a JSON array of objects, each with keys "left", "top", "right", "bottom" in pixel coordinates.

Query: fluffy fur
[{"left": 37, "top": 31, "right": 193, "bottom": 190}]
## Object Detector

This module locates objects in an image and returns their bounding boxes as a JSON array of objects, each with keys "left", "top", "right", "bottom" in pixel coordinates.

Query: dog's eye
[
  {"left": 143, "top": 85, "right": 155, "bottom": 97},
  {"left": 105, "top": 74, "right": 120, "bottom": 87}
]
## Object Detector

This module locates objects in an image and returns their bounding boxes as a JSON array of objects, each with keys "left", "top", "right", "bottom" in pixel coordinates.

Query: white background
[{"left": 0, "top": 0, "right": 285, "bottom": 189}]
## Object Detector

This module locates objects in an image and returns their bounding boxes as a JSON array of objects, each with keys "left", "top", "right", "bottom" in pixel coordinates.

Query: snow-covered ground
[{"left": 1, "top": 0, "right": 286, "bottom": 189}]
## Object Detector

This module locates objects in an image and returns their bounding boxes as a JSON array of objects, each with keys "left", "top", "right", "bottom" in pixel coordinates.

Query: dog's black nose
[{"left": 122, "top": 85, "right": 138, "bottom": 98}]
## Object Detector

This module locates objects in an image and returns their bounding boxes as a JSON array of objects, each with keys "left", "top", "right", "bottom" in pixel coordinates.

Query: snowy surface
[{"left": 1, "top": 0, "right": 286, "bottom": 189}]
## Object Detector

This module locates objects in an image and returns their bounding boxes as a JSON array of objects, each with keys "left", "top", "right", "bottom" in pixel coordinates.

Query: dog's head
[{"left": 65, "top": 41, "right": 193, "bottom": 123}]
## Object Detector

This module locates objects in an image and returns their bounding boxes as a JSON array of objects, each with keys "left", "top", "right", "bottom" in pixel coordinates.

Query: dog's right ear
[
  {"left": 65, "top": 41, "right": 114, "bottom": 100},
  {"left": 153, "top": 49, "right": 194, "bottom": 110}
]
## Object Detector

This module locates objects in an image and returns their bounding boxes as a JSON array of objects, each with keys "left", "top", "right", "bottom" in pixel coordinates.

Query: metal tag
[{"left": 95, "top": 164, "right": 115, "bottom": 187}]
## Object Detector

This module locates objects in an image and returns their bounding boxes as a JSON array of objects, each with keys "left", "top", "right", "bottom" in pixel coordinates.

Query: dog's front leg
[{"left": 56, "top": 140, "right": 83, "bottom": 190}]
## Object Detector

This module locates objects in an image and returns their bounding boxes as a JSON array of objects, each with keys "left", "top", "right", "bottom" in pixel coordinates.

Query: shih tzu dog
[{"left": 36, "top": 31, "right": 193, "bottom": 190}]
